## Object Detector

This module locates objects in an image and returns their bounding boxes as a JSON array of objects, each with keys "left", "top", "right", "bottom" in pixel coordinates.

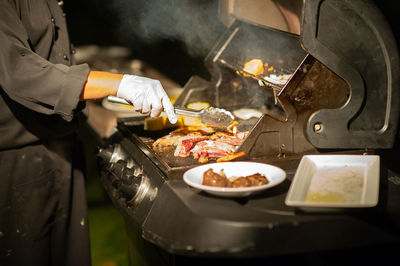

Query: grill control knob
[
  {"left": 119, "top": 174, "right": 142, "bottom": 200},
  {"left": 97, "top": 147, "right": 113, "bottom": 165},
  {"left": 108, "top": 160, "right": 143, "bottom": 203},
  {"left": 97, "top": 144, "right": 128, "bottom": 164},
  {"left": 122, "top": 170, "right": 133, "bottom": 185},
  {"left": 127, "top": 175, "right": 157, "bottom": 207},
  {"left": 108, "top": 160, "right": 126, "bottom": 186},
  {"left": 97, "top": 144, "right": 154, "bottom": 207}
]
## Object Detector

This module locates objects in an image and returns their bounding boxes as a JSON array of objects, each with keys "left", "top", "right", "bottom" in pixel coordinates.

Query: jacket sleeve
[{"left": 0, "top": 0, "right": 90, "bottom": 122}]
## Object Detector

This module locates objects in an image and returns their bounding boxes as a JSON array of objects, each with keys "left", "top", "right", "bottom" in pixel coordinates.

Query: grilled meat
[
  {"left": 230, "top": 174, "right": 269, "bottom": 187},
  {"left": 191, "top": 140, "right": 236, "bottom": 159},
  {"left": 202, "top": 168, "right": 269, "bottom": 188},
  {"left": 153, "top": 126, "right": 247, "bottom": 162},
  {"left": 153, "top": 132, "right": 203, "bottom": 147},
  {"left": 209, "top": 131, "right": 248, "bottom": 146},
  {"left": 202, "top": 168, "right": 229, "bottom": 187},
  {"left": 174, "top": 136, "right": 209, "bottom": 157}
]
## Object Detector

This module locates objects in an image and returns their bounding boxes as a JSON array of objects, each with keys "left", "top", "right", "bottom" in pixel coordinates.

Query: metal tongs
[{"left": 107, "top": 96, "right": 234, "bottom": 128}]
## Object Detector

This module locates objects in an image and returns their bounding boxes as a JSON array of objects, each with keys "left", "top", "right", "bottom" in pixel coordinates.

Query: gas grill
[{"left": 97, "top": 0, "right": 400, "bottom": 264}]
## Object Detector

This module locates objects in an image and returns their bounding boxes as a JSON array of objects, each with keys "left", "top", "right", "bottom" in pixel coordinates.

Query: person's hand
[{"left": 117, "top": 74, "right": 177, "bottom": 124}]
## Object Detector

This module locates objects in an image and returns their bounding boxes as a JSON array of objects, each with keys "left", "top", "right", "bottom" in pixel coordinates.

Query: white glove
[{"left": 117, "top": 74, "right": 177, "bottom": 124}]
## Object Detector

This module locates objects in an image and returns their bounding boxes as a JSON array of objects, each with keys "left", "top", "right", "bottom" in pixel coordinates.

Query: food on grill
[
  {"left": 174, "top": 136, "right": 209, "bottom": 157},
  {"left": 209, "top": 131, "right": 246, "bottom": 146},
  {"left": 152, "top": 125, "right": 215, "bottom": 147},
  {"left": 153, "top": 132, "right": 202, "bottom": 147},
  {"left": 233, "top": 108, "right": 263, "bottom": 120},
  {"left": 173, "top": 126, "right": 215, "bottom": 135},
  {"left": 243, "top": 59, "right": 264, "bottom": 76},
  {"left": 152, "top": 126, "right": 248, "bottom": 163},
  {"left": 264, "top": 73, "right": 291, "bottom": 86},
  {"left": 187, "top": 102, "right": 210, "bottom": 110},
  {"left": 183, "top": 102, "right": 210, "bottom": 126},
  {"left": 241, "top": 58, "right": 290, "bottom": 87},
  {"left": 202, "top": 168, "right": 269, "bottom": 188},
  {"left": 226, "top": 121, "right": 238, "bottom": 134},
  {"left": 144, "top": 115, "right": 184, "bottom": 131},
  {"left": 217, "top": 151, "right": 245, "bottom": 162},
  {"left": 152, "top": 103, "right": 246, "bottom": 162},
  {"left": 191, "top": 140, "right": 236, "bottom": 159}
]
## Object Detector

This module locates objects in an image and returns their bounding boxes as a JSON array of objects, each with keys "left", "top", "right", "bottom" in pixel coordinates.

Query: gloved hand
[{"left": 117, "top": 74, "right": 177, "bottom": 124}]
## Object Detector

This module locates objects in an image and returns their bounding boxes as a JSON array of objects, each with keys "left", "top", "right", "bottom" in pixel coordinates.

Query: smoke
[{"left": 108, "top": 0, "right": 225, "bottom": 57}]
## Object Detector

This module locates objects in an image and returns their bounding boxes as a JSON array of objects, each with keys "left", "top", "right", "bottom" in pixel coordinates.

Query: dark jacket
[{"left": 0, "top": 0, "right": 90, "bottom": 149}]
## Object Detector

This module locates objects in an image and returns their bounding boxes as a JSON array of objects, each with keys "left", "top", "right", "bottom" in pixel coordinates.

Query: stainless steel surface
[
  {"left": 128, "top": 176, "right": 158, "bottom": 207},
  {"left": 175, "top": 106, "right": 234, "bottom": 128},
  {"left": 107, "top": 95, "right": 134, "bottom": 106}
]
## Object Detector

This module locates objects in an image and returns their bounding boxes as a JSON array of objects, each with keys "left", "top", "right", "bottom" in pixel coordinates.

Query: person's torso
[{"left": 0, "top": 0, "right": 81, "bottom": 150}]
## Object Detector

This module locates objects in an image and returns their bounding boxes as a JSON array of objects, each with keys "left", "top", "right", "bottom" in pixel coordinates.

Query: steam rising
[{"left": 110, "top": 0, "right": 225, "bottom": 56}]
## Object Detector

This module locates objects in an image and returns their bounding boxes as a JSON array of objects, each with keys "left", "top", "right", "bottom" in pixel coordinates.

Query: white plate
[
  {"left": 285, "top": 155, "right": 380, "bottom": 209},
  {"left": 183, "top": 162, "right": 286, "bottom": 198}
]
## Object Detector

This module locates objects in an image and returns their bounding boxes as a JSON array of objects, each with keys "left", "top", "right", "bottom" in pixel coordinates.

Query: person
[{"left": 0, "top": 0, "right": 177, "bottom": 265}]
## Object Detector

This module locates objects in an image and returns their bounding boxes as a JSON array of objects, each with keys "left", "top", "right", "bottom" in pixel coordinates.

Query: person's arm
[
  {"left": 82, "top": 71, "right": 177, "bottom": 123},
  {"left": 80, "top": 71, "right": 122, "bottom": 100}
]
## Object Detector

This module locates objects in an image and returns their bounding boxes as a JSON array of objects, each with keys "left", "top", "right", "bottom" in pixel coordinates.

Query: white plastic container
[{"left": 285, "top": 155, "right": 380, "bottom": 209}]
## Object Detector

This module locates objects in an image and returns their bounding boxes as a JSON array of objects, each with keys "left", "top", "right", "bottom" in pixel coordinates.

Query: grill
[{"left": 97, "top": 0, "right": 400, "bottom": 263}]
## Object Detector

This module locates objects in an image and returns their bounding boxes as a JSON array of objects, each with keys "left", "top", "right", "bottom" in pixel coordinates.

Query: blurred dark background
[{"left": 64, "top": 0, "right": 226, "bottom": 86}]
